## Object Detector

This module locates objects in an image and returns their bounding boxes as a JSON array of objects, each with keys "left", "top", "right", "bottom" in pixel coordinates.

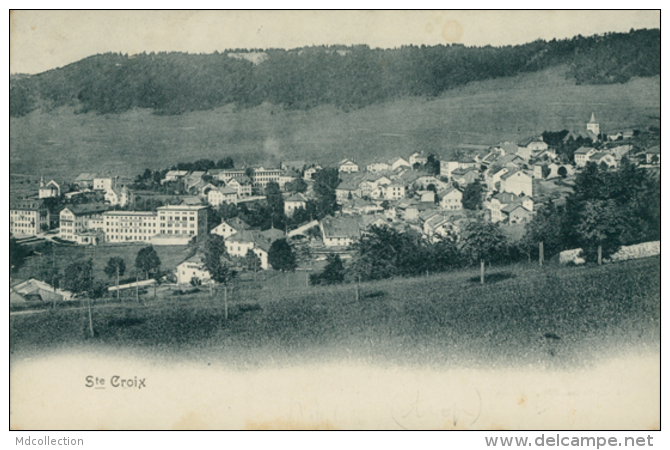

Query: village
[{"left": 9, "top": 113, "right": 661, "bottom": 303}]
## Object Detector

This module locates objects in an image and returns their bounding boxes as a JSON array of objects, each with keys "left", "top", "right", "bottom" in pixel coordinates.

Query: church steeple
[{"left": 586, "top": 112, "right": 600, "bottom": 137}]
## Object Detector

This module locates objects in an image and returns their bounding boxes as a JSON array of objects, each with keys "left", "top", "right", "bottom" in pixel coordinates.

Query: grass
[
  {"left": 10, "top": 256, "right": 660, "bottom": 369},
  {"left": 10, "top": 66, "right": 660, "bottom": 181}
]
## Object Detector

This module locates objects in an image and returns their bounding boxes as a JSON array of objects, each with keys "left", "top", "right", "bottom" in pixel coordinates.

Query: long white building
[{"left": 102, "top": 205, "right": 208, "bottom": 244}]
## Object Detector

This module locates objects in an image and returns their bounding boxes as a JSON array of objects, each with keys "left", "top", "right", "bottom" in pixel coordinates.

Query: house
[
  {"left": 450, "top": 167, "right": 479, "bottom": 186},
  {"left": 423, "top": 214, "right": 459, "bottom": 242},
  {"left": 488, "top": 192, "right": 519, "bottom": 223},
  {"left": 184, "top": 171, "right": 206, "bottom": 190},
  {"left": 278, "top": 170, "right": 300, "bottom": 190},
  {"left": 59, "top": 204, "right": 107, "bottom": 243},
  {"left": 210, "top": 168, "right": 246, "bottom": 183},
  {"left": 376, "top": 182, "right": 406, "bottom": 200},
  {"left": 104, "top": 186, "right": 133, "bottom": 207},
  {"left": 338, "top": 159, "right": 359, "bottom": 174},
  {"left": 93, "top": 176, "right": 116, "bottom": 192},
  {"left": 161, "top": 170, "right": 189, "bottom": 184},
  {"left": 180, "top": 196, "right": 204, "bottom": 206},
  {"left": 607, "top": 144, "right": 633, "bottom": 161},
  {"left": 589, "top": 152, "right": 617, "bottom": 169},
  {"left": 341, "top": 198, "right": 383, "bottom": 216},
  {"left": 73, "top": 173, "right": 97, "bottom": 189},
  {"left": 284, "top": 193, "right": 308, "bottom": 217},
  {"left": 500, "top": 169, "right": 533, "bottom": 197},
  {"left": 409, "top": 151, "right": 428, "bottom": 166},
  {"left": 320, "top": 216, "right": 361, "bottom": 247},
  {"left": 493, "top": 154, "right": 526, "bottom": 170},
  {"left": 335, "top": 177, "right": 362, "bottom": 202},
  {"left": 224, "top": 230, "right": 273, "bottom": 269},
  {"left": 303, "top": 165, "right": 322, "bottom": 180},
  {"left": 440, "top": 156, "right": 477, "bottom": 179},
  {"left": 389, "top": 157, "right": 412, "bottom": 171},
  {"left": 531, "top": 149, "right": 558, "bottom": 162},
  {"left": 574, "top": 146, "right": 597, "bottom": 167},
  {"left": 646, "top": 146, "right": 660, "bottom": 164},
  {"left": 260, "top": 227, "right": 285, "bottom": 242},
  {"left": 10, "top": 198, "right": 51, "bottom": 236},
  {"left": 438, "top": 187, "right": 463, "bottom": 211},
  {"left": 207, "top": 186, "right": 238, "bottom": 207},
  {"left": 251, "top": 167, "right": 283, "bottom": 188},
  {"left": 176, "top": 254, "right": 212, "bottom": 285},
  {"left": 366, "top": 158, "right": 391, "bottom": 173},
  {"left": 281, "top": 160, "right": 306, "bottom": 171},
  {"left": 38, "top": 179, "right": 60, "bottom": 199},
  {"left": 517, "top": 137, "right": 548, "bottom": 160},
  {"left": 210, "top": 217, "right": 251, "bottom": 239},
  {"left": 501, "top": 203, "right": 533, "bottom": 224},
  {"left": 227, "top": 176, "right": 253, "bottom": 197},
  {"left": 12, "top": 278, "right": 74, "bottom": 302},
  {"left": 416, "top": 190, "right": 435, "bottom": 203},
  {"left": 563, "top": 129, "right": 598, "bottom": 143},
  {"left": 486, "top": 167, "right": 509, "bottom": 190},
  {"left": 491, "top": 142, "right": 519, "bottom": 157}
]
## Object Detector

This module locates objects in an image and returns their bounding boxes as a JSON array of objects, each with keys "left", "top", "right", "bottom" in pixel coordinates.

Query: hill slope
[{"left": 10, "top": 66, "right": 659, "bottom": 179}]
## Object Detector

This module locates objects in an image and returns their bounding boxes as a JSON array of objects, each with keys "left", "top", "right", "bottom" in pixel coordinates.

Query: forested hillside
[{"left": 10, "top": 29, "right": 660, "bottom": 117}]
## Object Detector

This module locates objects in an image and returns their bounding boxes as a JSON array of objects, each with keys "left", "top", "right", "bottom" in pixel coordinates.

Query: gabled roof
[
  {"left": 646, "top": 145, "right": 660, "bottom": 154},
  {"left": 451, "top": 166, "right": 478, "bottom": 177},
  {"left": 261, "top": 227, "right": 285, "bottom": 242},
  {"left": 10, "top": 198, "right": 47, "bottom": 211},
  {"left": 320, "top": 216, "right": 362, "bottom": 239},
  {"left": 62, "top": 203, "right": 107, "bottom": 216},
  {"left": 574, "top": 146, "right": 595, "bottom": 155},
  {"left": 226, "top": 217, "right": 251, "bottom": 231},
  {"left": 500, "top": 169, "right": 532, "bottom": 181},
  {"left": 165, "top": 170, "right": 188, "bottom": 177},
  {"left": 518, "top": 136, "right": 544, "bottom": 147},
  {"left": 213, "top": 186, "right": 238, "bottom": 195},
  {"left": 492, "top": 192, "right": 519, "bottom": 204},
  {"left": 74, "top": 173, "right": 97, "bottom": 182},
  {"left": 285, "top": 193, "right": 308, "bottom": 203},
  {"left": 501, "top": 203, "right": 531, "bottom": 214},
  {"left": 438, "top": 186, "right": 462, "bottom": 199}
]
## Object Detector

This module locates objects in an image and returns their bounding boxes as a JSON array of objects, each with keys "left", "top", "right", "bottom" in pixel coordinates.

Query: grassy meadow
[
  {"left": 10, "top": 66, "right": 660, "bottom": 180},
  {"left": 10, "top": 256, "right": 660, "bottom": 369}
]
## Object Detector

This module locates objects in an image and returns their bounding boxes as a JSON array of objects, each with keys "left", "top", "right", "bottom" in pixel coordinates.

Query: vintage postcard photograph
[{"left": 8, "top": 10, "right": 661, "bottom": 433}]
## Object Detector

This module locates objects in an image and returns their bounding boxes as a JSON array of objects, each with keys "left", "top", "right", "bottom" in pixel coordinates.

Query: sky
[{"left": 9, "top": 10, "right": 661, "bottom": 75}]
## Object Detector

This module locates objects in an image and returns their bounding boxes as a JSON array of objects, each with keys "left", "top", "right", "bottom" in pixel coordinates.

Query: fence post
[
  {"left": 87, "top": 297, "right": 94, "bottom": 338},
  {"left": 356, "top": 275, "right": 361, "bottom": 301},
  {"left": 224, "top": 285, "right": 228, "bottom": 320},
  {"left": 539, "top": 241, "right": 544, "bottom": 267},
  {"left": 480, "top": 260, "right": 485, "bottom": 285}
]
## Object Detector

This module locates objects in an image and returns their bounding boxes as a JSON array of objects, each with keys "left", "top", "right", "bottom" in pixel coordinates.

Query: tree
[
  {"left": 268, "top": 239, "right": 297, "bottom": 272},
  {"left": 459, "top": 221, "right": 508, "bottom": 266},
  {"left": 575, "top": 199, "right": 623, "bottom": 262},
  {"left": 10, "top": 235, "right": 27, "bottom": 273},
  {"left": 313, "top": 167, "right": 339, "bottom": 218},
  {"left": 244, "top": 249, "right": 262, "bottom": 275},
  {"left": 202, "top": 235, "right": 234, "bottom": 284},
  {"left": 522, "top": 202, "right": 564, "bottom": 260},
  {"left": 425, "top": 154, "right": 440, "bottom": 175},
  {"left": 135, "top": 246, "right": 161, "bottom": 280},
  {"left": 541, "top": 164, "right": 551, "bottom": 179},
  {"left": 462, "top": 180, "right": 483, "bottom": 210},
  {"left": 286, "top": 177, "right": 307, "bottom": 193},
  {"left": 310, "top": 254, "right": 345, "bottom": 285},
  {"left": 104, "top": 257, "right": 126, "bottom": 280},
  {"left": 62, "top": 259, "right": 94, "bottom": 295},
  {"left": 557, "top": 166, "right": 568, "bottom": 178}
]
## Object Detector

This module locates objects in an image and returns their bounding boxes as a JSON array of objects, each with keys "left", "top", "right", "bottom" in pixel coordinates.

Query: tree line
[{"left": 10, "top": 29, "right": 659, "bottom": 117}]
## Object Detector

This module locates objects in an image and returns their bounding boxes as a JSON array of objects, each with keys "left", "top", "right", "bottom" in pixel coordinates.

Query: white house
[
  {"left": 589, "top": 152, "right": 618, "bottom": 169},
  {"left": 10, "top": 198, "right": 51, "bottom": 236},
  {"left": 162, "top": 170, "right": 189, "bottom": 184},
  {"left": 500, "top": 169, "right": 533, "bottom": 197},
  {"left": 224, "top": 230, "right": 272, "bottom": 269},
  {"left": 38, "top": 179, "right": 60, "bottom": 199},
  {"left": 304, "top": 165, "right": 322, "bottom": 180},
  {"left": 517, "top": 137, "right": 548, "bottom": 160},
  {"left": 227, "top": 176, "right": 253, "bottom": 197},
  {"left": 176, "top": 254, "right": 212, "bottom": 285},
  {"left": 210, "top": 217, "right": 251, "bottom": 239},
  {"left": 438, "top": 187, "right": 463, "bottom": 211},
  {"left": 104, "top": 186, "right": 132, "bottom": 207},
  {"left": 389, "top": 157, "right": 412, "bottom": 171},
  {"left": 409, "top": 151, "right": 428, "bottom": 166},
  {"left": 58, "top": 204, "right": 107, "bottom": 242},
  {"left": 366, "top": 158, "right": 391, "bottom": 173},
  {"left": 574, "top": 146, "right": 597, "bottom": 167},
  {"left": 207, "top": 186, "right": 238, "bottom": 207},
  {"left": 338, "top": 159, "right": 359, "bottom": 174},
  {"left": 284, "top": 193, "right": 308, "bottom": 217}
]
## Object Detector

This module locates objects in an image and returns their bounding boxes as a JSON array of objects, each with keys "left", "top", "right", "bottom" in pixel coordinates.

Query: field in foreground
[{"left": 10, "top": 256, "right": 660, "bottom": 369}]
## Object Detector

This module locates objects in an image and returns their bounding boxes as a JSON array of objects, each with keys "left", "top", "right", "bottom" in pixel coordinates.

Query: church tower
[{"left": 587, "top": 112, "right": 600, "bottom": 137}]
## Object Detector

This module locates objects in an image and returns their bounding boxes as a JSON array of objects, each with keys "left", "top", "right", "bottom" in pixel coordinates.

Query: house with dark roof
[
  {"left": 645, "top": 145, "right": 660, "bottom": 164},
  {"left": 500, "top": 169, "right": 533, "bottom": 197},
  {"left": 320, "top": 216, "right": 362, "bottom": 247},
  {"left": 211, "top": 217, "right": 251, "bottom": 239},
  {"left": 10, "top": 198, "right": 50, "bottom": 236}
]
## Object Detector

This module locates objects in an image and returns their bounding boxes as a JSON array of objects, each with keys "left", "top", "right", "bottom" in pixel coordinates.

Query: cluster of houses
[{"left": 10, "top": 113, "right": 661, "bottom": 288}]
